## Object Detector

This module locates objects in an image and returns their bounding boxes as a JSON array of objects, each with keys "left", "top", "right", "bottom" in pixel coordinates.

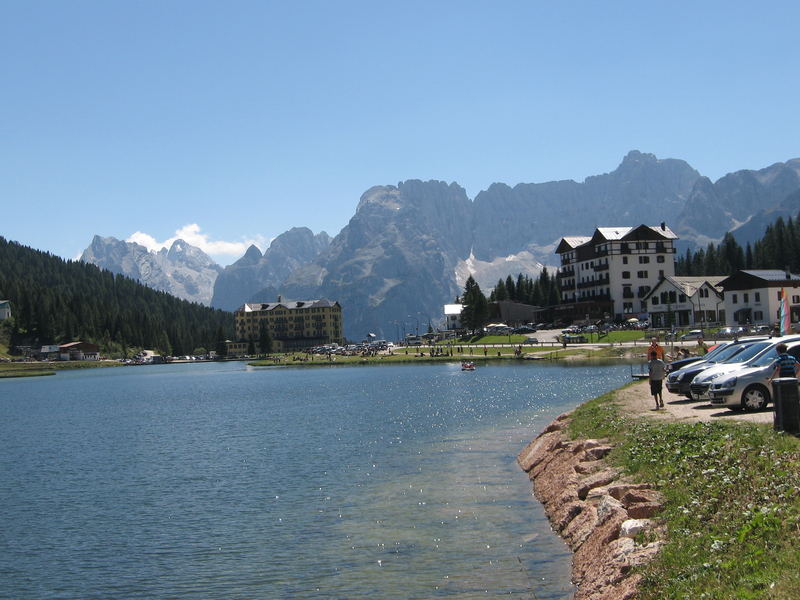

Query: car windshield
[
  {"left": 702, "top": 343, "right": 730, "bottom": 361},
  {"left": 751, "top": 347, "right": 780, "bottom": 367},
  {"left": 709, "top": 343, "right": 752, "bottom": 363},
  {"left": 723, "top": 341, "right": 772, "bottom": 363}
]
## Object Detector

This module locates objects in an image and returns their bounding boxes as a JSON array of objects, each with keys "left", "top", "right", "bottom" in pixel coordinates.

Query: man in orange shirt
[{"left": 649, "top": 336, "right": 665, "bottom": 360}]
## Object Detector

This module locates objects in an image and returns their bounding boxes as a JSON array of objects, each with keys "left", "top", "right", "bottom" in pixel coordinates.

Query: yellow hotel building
[{"left": 227, "top": 297, "right": 344, "bottom": 355}]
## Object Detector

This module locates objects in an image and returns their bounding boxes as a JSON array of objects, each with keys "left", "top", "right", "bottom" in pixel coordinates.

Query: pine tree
[{"left": 460, "top": 276, "right": 488, "bottom": 333}]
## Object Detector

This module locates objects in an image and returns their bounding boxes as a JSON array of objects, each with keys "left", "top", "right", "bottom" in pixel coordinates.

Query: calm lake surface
[{"left": 0, "top": 361, "right": 630, "bottom": 599}]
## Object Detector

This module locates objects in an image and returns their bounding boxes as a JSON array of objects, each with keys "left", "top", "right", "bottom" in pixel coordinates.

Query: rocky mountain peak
[
  {"left": 237, "top": 244, "right": 263, "bottom": 266},
  {"left": 80, "top": 236, "right": 221, "bottom": 306}
]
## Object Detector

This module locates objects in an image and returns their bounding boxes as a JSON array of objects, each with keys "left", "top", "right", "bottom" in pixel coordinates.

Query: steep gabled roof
[
  {"left": 592, "top": 227, "right": 632, "bottom": 242},
  {"left": 622, "top": 224, "right": 678, "bottom": 241},
  {"left": 643, "top": 275, "right": 725, "bottom": 302},
  {"left": 555, "top": 236, "right": 591, "bottom": 253},
  {"left": 238, "top": 298, "right": 339, "bottom": 312},
  {"left": 719, "top": 270, "right": 800, "bottom": 290}
]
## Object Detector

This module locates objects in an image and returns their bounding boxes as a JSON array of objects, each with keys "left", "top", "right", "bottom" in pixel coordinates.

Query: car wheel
[{"left": 741, "top": 385, "right": 769, "bottom": 411}]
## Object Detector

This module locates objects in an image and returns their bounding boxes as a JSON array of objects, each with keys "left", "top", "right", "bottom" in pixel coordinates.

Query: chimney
[
  {"left": 277, "top": 295, "right": 283, "bottom": 303},
  {"left": 660, "top": 222, "right": 666, "bottom": 231}
]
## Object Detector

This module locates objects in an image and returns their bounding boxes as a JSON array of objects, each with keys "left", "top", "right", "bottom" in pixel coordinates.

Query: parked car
[
  {"left": 667, "top": 341, "right": 731, "bottom": 373},
  {"left": 665, "top": 338, "right": 768, "bottom": 398},
  {"left": 680, "top": 329, "right": 705, "bottom": 341},
  {"left": 689, "top": 336, "right": 800, "bottom": 402},
  {"left": 708, "top": 341, "right": 800, "bottom": 411},
  {"left": 717, "top": 325, "right": 749, "bottom": 337},
  {"left": 513, "top": 325, "right": 537, "bottom": 334}
]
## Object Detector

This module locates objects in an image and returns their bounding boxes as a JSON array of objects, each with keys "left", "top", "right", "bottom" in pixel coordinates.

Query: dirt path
[{"left": 616, "top": 380, "right": 774, "bottom": 425}]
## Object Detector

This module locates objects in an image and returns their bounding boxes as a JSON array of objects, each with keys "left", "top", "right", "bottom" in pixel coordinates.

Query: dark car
[
  {"left": 667, "top": 342, "right": 730, "bottom": 373},
  {"left": 665, "top": 338, "right": 768, "bottom": 398},
  {"left": 513, "top": 325, "right": 537, "bottom": 334}
]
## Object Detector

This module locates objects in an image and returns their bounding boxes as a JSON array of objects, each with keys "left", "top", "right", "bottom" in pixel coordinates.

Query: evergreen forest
[
  {"left": 0, "top": 237, "right": 233, "bottom": 357},
  {"left": 676, "top": 214, "right": 800, "bottom": 276},
  {"left": 458, "top": 269, "right": 559, "bottom": 332},
  {"left": 487, "top": 269, "right": 560, "bottom": 306}
]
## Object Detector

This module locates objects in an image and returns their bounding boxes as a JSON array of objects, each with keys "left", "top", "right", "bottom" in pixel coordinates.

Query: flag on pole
[{"left": 780, "top": 288, "right": 790, "bottom": 335}]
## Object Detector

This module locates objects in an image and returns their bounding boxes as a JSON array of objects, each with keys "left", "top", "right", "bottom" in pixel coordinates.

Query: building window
[
  {"left": 652, "top": 296, "right": 659, "bottom": 305},
  {"left": 657, "top": 255, "right": 665, "bottom": 263},
  {"left": 754, "top": 311, "right": 764, "bottom": 321},
  {"left": 637, "top": 270, "right": 648, "bottom": 278},
  {"left": 755, "top": 292, "right": 761, "bottom": 302},
  {"left": 622, "top": 256, "right": 628, "bottom": 264},
  {"left": 639, "top": 256, "right": 650, "bottom": 264},
  {"left": 679, "top": 294, "right": 686, "bottom": 302},
  {"left": 732, "top": 294, "right": 738, "bottom": 304},
  {"left": 744, "top": 293, "right": 749, "bottom": 303},
  {"left": 623, "top": 302, "right": 634, "bottom": 313},
  {"left": 793, "top": 295, "right": 800, "bottom": 304},
  {"left": 622, "top": 271, "right": 631, "bottom": 279}
]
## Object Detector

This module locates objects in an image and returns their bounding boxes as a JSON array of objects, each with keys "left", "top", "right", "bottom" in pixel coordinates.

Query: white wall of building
[{"left": 723, "top": 286, "right": 779, "bottom": 326}]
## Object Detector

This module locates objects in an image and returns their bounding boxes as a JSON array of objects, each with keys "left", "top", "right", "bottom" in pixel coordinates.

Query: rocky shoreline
[{"left": 518, "top": 413, "right": 664, "bottom": 600}]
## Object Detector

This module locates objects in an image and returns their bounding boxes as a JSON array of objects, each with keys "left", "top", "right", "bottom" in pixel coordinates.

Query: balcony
[{"left": 577, "top": 278, "right": 608, "bottom": 289}]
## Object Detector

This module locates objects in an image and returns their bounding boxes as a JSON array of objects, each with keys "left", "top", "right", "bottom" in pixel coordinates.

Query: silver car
[
  {"left": 688, "top": 338, "right": 800, "bottom": 402},
  {"left": 708, "top": 341, "right": 800, "bottom": 411},
  {"left": 689, "top": 340, "right": 777, "bottom": 401}
]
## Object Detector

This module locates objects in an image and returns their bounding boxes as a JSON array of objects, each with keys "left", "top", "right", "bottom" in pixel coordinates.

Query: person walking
[{"left": 648, "top": 351, "right": 667, "bottom": 409}]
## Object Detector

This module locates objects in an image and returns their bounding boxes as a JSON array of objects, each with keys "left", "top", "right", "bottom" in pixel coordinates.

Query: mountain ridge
[{"left": 80, "top": 151, "right": 800, "bottom": 340}]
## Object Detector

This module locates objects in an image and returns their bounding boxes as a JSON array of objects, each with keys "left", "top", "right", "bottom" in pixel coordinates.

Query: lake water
[{"left": 0, "top": 361, "right": 630, "bottom": 599}]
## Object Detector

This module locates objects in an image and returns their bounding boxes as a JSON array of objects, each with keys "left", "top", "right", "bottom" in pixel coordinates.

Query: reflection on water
[{"left": 0, "top": 361, "right": 630, "bottom": 599}]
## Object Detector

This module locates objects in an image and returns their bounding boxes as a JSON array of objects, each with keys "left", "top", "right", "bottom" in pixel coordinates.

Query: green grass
[
  {"left": 0, "top": 360, "right": 120, "bottom": 378},
  {"left": 247, "top": 346, "right": 579, "bottom": 367},
  {"left": 0, "top": 367, "right": 56, "bottom": 378},
  {"left": 568, "top": 390, "right": 800, "bottom": 599},
  {"left": 597, "top": 329, "right": 648, "bottom": 343}
]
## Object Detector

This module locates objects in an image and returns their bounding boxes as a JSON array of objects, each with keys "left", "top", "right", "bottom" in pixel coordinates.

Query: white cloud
[{"left": 126, "top": 224, "right": 269, "bottom": 264}]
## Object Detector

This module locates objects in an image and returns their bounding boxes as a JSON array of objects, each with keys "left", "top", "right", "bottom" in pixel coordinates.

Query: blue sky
[{"left": 2, "top": 1, "right": 798, "bottom": 265}]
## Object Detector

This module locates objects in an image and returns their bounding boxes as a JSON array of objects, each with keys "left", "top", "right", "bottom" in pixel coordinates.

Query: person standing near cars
[
  {"left": 696, "top": 337, "right": 708, "bottom": 355},
  {"left": 770, "top": 343, "right": 800, "bottom": 380},
  {"left": 648, "top": 351, "right": 667, "bottom": 409},
  {"left": 648, "top": 337, "right": 665, "bottom": 360}
]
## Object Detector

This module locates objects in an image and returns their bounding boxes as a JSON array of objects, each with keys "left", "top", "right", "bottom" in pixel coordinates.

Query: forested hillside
[
  {"left": 0, "top": 237, "right": 233, "bottom": 357},
  {"left": 677, "top": 214, "right": 800, "bottom": 275}
]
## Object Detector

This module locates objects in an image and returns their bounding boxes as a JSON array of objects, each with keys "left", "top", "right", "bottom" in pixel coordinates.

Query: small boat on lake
[{"left": 461, "top": 361, "right": 476, "bottom": 371}]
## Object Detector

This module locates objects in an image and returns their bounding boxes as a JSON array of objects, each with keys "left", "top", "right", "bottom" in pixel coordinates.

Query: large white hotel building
[{"left": 555, "top": 223, "right": 678, "bottom": 321}]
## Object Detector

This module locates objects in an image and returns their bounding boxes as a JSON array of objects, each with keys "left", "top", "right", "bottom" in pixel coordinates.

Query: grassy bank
[
  {"left": 0, "top": 367, "right": 56, "bottom": 378},
  {"left": 0, "top": 360, "right": 120, "bottom": 379},
  {"left": 245, "top": 346, "right": 617, "bottom": 367},
  {"left": 569, "top": 389, "right": 800, "bottom": 599}
]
